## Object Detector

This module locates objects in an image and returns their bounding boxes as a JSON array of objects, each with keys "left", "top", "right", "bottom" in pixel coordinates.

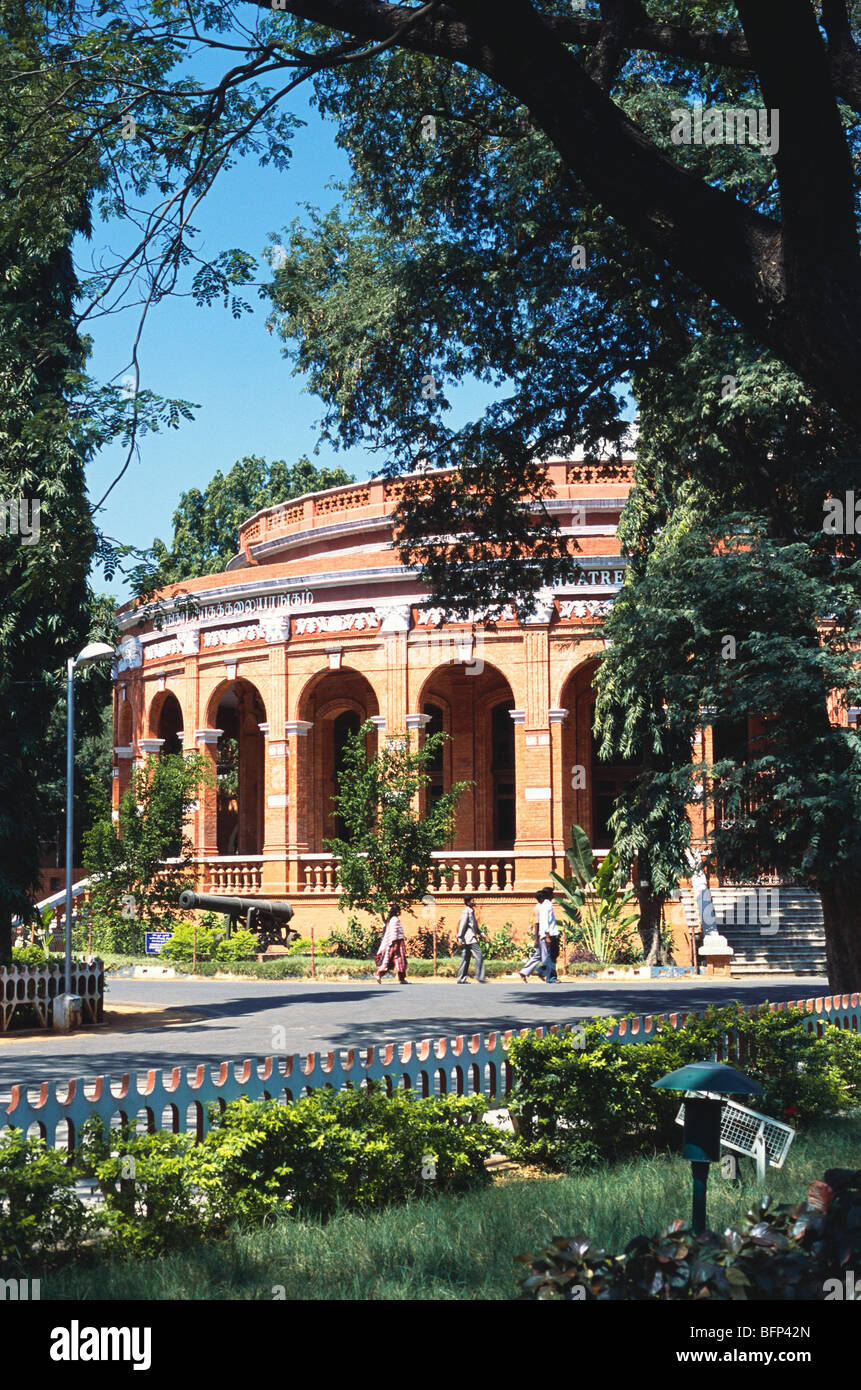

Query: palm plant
[{"left": 551, "top": 826, "right": 640, "bottom": 966}]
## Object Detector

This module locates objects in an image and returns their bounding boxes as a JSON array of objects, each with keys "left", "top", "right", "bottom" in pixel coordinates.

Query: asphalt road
[{"left": 0, "top": 973, "right": 830, "bottom": 1094}]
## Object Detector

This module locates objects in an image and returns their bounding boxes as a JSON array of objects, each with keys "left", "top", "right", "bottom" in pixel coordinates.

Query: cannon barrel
[{"left": 179, "top": 891, "right": 294, "bottom": 922}]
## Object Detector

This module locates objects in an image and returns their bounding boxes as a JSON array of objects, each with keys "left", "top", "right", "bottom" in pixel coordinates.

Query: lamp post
[
  {"left": 58, "top": 642, "right": 115, "bottom": 1031},
  {"left": 652, "top": 1061, "right": 763, "bottom": 1234}
]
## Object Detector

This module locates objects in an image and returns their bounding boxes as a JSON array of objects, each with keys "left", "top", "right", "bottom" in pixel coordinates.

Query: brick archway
[
  {"left": 147, "top": 689, "right": 184, "bottom": 754},
  {"left": 417, "top": 662, "right": 516, "bottom": 851},
  {"left": 207, "top": 678, "right": 267, "bottom": 855},
  {"left": 297, "top": 668, "right": 381, "bottom": 852}
]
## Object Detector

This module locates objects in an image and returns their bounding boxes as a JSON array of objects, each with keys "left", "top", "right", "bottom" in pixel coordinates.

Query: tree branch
[{"left": 736, "top": 0, "right": 859, "bottom": 280}]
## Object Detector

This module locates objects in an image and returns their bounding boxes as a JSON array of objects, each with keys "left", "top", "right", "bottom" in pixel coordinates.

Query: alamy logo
[
  {"left": 0, "top": 498, "right": 40, "bottom": 545},
  {"left": 719, "top": 888, "right": 780, "bottom": 936},
  {"left": 671, "top": 104, "right": 780, "bottom": 156},
  {"left": 823, "top": 491, "right": 861, "bottom": 534},
  {"left": 49, "top": 1322, "right": 151, "bottom": 1372},
  {"left": 0, "top": 1277, "right": 40, "bottom": 1299}
]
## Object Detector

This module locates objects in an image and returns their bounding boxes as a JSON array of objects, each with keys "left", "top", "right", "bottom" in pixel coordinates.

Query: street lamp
[
  {"left": 652, "top": 1061, "right": 763, "bottom": 1235},
  {"left": 58, "top": 642, "right": 115, "bottom": 1030}
]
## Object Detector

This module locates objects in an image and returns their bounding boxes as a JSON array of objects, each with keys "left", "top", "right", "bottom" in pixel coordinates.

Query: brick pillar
[
  {"left": 514, "top": 617, "right": 555, "bottom": 859},
  {"left": 549, "top": 707, "right": 568, "bottom": 863},
  {"left": 381, "top": 606, "right": 410, "bottom": 736},
  {"left": 406, "top": 711, "right": 431, "bottom": 816},
  {"left": 113, "top": 746, "right": 133, "bottom": 819},
  {"left": 195, "top": 729, "right": 222, "bottom": 856},
  {"left": 286, "top": 719, "right": 312, "bottom": 893}
]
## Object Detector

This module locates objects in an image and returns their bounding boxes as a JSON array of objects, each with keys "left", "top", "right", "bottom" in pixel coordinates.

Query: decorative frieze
[
  {"left": 202, "top": 624, "right": 262, "bottom": 649},
  {"left": 293, "top": 611, "right": 382, "bottom": 636}
]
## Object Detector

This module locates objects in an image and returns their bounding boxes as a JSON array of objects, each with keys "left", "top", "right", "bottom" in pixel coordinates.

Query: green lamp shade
[{"left": 652, "top": 1061, "right": 763, "bottom": 1095}]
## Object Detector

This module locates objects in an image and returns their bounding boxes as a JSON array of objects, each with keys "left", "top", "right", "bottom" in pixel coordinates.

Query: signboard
[{"left": 145, "top": 931, "right": 173, "bottom": 956}]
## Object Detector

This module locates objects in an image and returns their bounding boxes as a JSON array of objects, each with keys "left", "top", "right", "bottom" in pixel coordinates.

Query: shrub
[
  {"left": 160, "top": 920, "right": 222, "bottom": 964},
  {"left": 213, "top": 929, "right": 260, "bottom": 962},
  {"left": 413, "top": 924, "right": 455, "bottom": 958},
  {"left": 483, "top": 923, "right": 519, "bottom": 960},
  {"left": 67, "top": 1090, "right": 507, "bottom": 1256},
  {"left": 0, "top": 1130, "right": 91, "bottom": 1265},
  {"left": 11, "top": 944, "right": 48, "bottom": 967},
  {"left": 508, "top": 1006, "right": 857, "bottom": 1170},
  {"left": 198, "top": 1089, "right": 503, "bottom": 1225},
  {"left": 287, "top": 934, "right": 339, "bottom": 956},
  {"left": 327, "top": 915, "right": 380, "bottom": 959},
  {"left": 77, "top": 1118, "right": 201, "bottom": 1257},
  {"left": 519, "top": 1168, "right": 861, "bottom": 1300}
]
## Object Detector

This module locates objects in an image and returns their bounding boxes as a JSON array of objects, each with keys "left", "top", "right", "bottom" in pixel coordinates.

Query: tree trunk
[
  {"left": 0, "top": 910, "right": 10, "bottom": 966},
  {"left": 817, "top": 877, "right": 861, "bottom": 994},
  {"left": 633, "top": 850, "right": 670, "bottom": 964}
]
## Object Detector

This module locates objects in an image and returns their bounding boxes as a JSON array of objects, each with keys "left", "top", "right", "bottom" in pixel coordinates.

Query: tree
[
  {"left": 150, "top": 455, "right": 354, "bottom": 584},
  {"left": 594, "top": 309, "right": 861, "bottom": 990},
  {"left": 15, "top": 2, "right": 861, "bottom": 429},
  {"left": 325, "top": 720, "right": 468, "bottom": 926},
  {"left": 0, "top": 5, "right": 102, "bottom": 960},
  {"left": 10, "top": 3, "right": 861, "bottom": 613},
  {"left": 82, "top": 752, "right": 213, "bottom": 951}
]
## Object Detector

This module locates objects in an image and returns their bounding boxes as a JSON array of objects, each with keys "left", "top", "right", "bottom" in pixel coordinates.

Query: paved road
[{"left": 0, "top": 974, "right": 829, "bottom": 1093}]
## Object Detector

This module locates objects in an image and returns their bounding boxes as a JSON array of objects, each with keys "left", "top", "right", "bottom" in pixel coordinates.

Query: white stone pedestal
[{"left": 53, "top": 993, "right": 82, "bottom": 1032}]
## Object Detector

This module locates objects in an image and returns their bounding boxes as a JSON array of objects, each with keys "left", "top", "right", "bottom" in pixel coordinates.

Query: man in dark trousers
[{"left": 456, "top": 895, "right": 487, "bottom": 983}]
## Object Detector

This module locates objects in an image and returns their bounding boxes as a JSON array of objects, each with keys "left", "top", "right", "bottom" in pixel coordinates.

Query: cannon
[{"left": 178, "top": 891, "right": 298, "bottom": 951}]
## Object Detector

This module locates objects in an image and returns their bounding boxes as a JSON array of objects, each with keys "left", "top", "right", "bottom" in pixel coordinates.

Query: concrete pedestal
[{"left": 53, "top": 993, "right": 82, "bottom": 1032}]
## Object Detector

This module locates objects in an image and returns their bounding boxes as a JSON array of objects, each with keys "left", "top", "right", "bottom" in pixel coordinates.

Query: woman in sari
[{"left": 375, "top": 904, "right": 407, "bottom": 983}]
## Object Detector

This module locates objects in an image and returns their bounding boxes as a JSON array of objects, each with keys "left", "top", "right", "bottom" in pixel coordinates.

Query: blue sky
[
  {"left": 83, "top": 92, "right": 369, "bottom": 598},
  {"left": 82, "top": 85, "right": 497, "bottom": 601}
]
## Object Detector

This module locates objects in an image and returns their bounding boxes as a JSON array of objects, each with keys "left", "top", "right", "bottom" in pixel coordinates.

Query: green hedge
[
  {"left": 1, "top": 1089, "right": 505, "bottom": 1264},
  {"left": 172, "top": 956, "right": 526, "bottom": 980},
  {"left": 508, "top": 1004, "right": 861, "bottom": 1170}
]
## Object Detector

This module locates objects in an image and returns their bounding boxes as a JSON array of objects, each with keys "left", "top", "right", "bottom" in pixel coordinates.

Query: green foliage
[
  {"left": 413, "top": 923, "right": 455, "bottom": 958},
  {"left": 77, "top": 1117, "right": 200, "bottom": 1258},
  {"left": 482, "top": 922, "right": 518, "bottom": 961},
  {"left": 149, "top": 455, "right": 354, "bottom": 586},
  {"left": 0, "top": 1130, "right": 91, "bottom": 1264},
  {"left": 214, "top": 929, "right": 260, "bottom": 962},
  {"left": 327, "top": 914, "right": 379, "bottom": 959},
  {"left": 519, "top": 1170, "right": 861, "bottom": 1301},
  {"left": 508, "top": 1006, "right": 856, "bottom": 1171},
  {"left": 551, "top": 829, "right": 640, "bottom": 966},
  {"left": 326, "top": 722, "right": 468, "bottom": 925},
  {"left": 10, "top": 944, "right": 48, "bottom": 967},
  {"left": 82, "top": 752, "right": 213, "bottom": 937},
  {"left": 158, "top": 919, "right": 262, "bottom": 965},
  {"left": 65, "top": 1090, "right": 504, "bottom": 1258},
  {"left": 31, "top": 1115, "right": 861, "bottom": 1301}
]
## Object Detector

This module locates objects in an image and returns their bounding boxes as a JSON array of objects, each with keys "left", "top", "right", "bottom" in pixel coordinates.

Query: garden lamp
[
  {"left": 60, "top": 641, "right": 115, "bottom": 1027},
  {"left": 653, "top": 1061, "right": 762, "bottom": 1234}
]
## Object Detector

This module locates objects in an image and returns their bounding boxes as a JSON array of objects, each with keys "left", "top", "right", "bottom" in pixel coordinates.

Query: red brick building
[{"left": 112, "top": 457, "right": 703, "bottom": 945}]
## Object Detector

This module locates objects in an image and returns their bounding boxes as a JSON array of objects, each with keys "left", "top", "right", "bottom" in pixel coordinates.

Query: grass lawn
[{"left": 40, "top": 1112, "right": 861, "bottom": 1301}]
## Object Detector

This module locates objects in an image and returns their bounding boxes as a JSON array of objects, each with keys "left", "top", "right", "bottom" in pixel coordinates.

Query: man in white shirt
[{"left": 537, "top": 888, "right": 560, "bottom": 983}]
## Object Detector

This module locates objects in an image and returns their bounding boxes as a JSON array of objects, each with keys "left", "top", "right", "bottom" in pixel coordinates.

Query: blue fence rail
[{"left": 3, "top": 992, "right": 859, "bottom": 1151}]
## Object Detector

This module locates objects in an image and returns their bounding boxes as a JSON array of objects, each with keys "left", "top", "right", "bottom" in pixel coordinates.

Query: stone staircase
[{"left": 680, "top": 884, "right": 828, "bottom": 977}]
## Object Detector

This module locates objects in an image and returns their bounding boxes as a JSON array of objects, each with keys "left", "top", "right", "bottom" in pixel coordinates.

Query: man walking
[
  {"left": 538, "top": 888, "right": 561, "bottom": 983},
  {"left": 456, "top": 895, "right": 486, "bottom": 983},
  {"left": 520, "top": 892, "right": 545, "bottom": 980}
]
